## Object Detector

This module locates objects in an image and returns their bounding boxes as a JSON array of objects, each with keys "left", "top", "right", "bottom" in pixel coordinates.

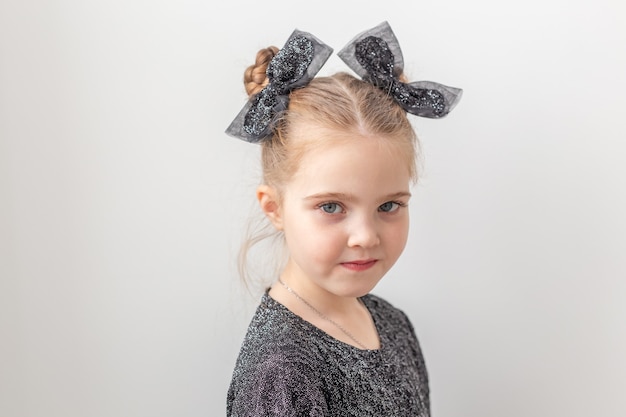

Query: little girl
[{"left": 225, "top": 21, "right": 461, "bottom": 417}]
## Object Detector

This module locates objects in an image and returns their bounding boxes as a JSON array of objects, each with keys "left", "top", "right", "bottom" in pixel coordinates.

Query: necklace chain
[{"left": 277, "top": 278, "right": 368, "bottom": 350}]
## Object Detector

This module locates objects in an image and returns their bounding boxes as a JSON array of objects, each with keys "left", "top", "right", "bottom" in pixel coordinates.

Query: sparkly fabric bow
[
  {"left": 338, "top": 21, "right": 462, "bottom": 118},
  {"left": 225, "top": 30, "right": 333, "bottom": 142}
]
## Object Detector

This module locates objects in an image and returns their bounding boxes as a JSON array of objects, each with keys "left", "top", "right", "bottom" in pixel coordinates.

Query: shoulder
[
  {"left": 362, "top": 292, "right": 399, "bottom": 310},
  {"left": 231, "top": 293, "right": 327, "bottom": 381},
  {"left": 362, "top": 293, "right": 412, "bottom": 324},
  {"left": 363, "top": 293, "right": 423, "bottom": 354},
  {"left": 239, "top": 293, "right": 320, "bottom": 353},
  {"left": 228, "top": 294, "right": 328, "bottom": 415}
]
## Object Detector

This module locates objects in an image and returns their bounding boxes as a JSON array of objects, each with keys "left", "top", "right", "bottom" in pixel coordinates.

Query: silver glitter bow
[
  {"left": 338, "top": 21, "right": 462, "bottom": 118},
  {"left": 226, "top": 29, "right": 333, "bottom": 142}
]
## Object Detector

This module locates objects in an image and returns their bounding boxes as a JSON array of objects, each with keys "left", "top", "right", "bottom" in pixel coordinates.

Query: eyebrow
[{"left": 303, "top": 191, "right": 411, "bottom": 201}]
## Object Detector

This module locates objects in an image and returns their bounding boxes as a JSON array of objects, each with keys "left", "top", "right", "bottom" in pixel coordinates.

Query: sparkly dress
[{"left": 227, "top": 292, "right": 430, "bottom": 416}]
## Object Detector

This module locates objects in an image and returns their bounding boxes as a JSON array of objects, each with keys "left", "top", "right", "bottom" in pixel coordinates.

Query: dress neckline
[{"left": 262, "top": 291, "right": 384, "bottom": 353}]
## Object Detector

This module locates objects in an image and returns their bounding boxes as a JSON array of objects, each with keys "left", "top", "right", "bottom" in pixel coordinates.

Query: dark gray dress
[{"left": 227, "top": 292, "right": 430, "bottom": 417}]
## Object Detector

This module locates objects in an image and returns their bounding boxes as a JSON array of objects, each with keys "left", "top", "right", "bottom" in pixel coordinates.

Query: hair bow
[
  {"left": 338, "top": 21, "right": 462, "bottom": 118},
  {"left": 225, "top": 29, "right": 333, "bottom": 142}
]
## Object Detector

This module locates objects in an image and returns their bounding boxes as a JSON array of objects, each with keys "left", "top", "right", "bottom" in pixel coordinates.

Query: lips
[{"left": 340, "top": 259, "right": 378, "bottom": 271}]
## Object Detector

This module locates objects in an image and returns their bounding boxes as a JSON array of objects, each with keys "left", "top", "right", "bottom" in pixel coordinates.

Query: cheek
[
  {"left": 284, "top": 212, "right": 338, "bottom": 249},
  {"left": 307, "top": 225, "right": 346, "bottom": 261},
  {"left": 287, "top": 221, "right": 347, "bottom": 265},
  {"left": 385, "top": 217, "right": 410, "bottom": 255}
]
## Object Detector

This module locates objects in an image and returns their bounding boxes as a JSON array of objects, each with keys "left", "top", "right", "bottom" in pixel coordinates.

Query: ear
[{"left": 256, "top": 185, "right": 283, "bottom": 230}]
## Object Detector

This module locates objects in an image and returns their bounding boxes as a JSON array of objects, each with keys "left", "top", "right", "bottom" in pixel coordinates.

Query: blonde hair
[{"left": 238, "top": 46, "right": 420, "bottom": 291}]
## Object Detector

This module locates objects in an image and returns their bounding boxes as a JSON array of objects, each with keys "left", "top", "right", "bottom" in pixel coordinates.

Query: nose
[{"left": 347, "top": 214, "right": 380, "bottom": 249}]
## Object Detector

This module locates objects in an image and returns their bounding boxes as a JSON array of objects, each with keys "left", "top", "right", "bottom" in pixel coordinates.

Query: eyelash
[
  {"left": 378, "top": 200, "right": 406, "bottom": 213},
  {"left": 316, "top": 200, "right": 407, "bottom": 215},
  {"left": 317, "top": 202, "right": 345, "bottom": 214}
]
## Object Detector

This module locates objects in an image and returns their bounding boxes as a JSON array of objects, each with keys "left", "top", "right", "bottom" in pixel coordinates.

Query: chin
[{"left": 335, "top": 277, "right": 383, "bottom": 298}]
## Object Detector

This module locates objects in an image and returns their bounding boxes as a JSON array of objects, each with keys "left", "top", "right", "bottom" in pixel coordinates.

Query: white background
[{"left": 1, "top": 1, "right": 625, "bottom": 416}]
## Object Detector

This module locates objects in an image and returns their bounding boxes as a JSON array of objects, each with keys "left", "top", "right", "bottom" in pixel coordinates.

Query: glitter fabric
[
  {"left": 243, "top": 36, "right": 313, "bottom": 138},
  {"left": 225, "top": 30, "right": 333, "bottom": 143},
  {"left": 227, "top": 293, "right": 430, "bottom": 416},
  {"left": 355, "top": 36, "right": 446, "bottom": 117},
  {"left": 338, "top": 21, "right": 462, "bottom": 118}
]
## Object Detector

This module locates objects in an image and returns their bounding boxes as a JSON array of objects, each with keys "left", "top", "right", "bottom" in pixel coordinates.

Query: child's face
[{"left": 277, "top": 134, "right": 412, "bottom": 299}]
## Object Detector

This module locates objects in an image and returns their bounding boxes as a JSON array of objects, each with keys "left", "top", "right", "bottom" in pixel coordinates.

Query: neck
[
  {"left": 276, "top": 260, "right": 362, "bottom": 315},
  {"left": 269, "top": 260, "right": 380, "bottom": 350}
]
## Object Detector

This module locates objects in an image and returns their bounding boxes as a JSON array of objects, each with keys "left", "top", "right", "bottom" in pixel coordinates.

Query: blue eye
[
  {"left": 319, "top": 202, "right": 343, "bottom": 214},
  {"left": 379, "top": 201, "right": 400, "bottom": 212}
]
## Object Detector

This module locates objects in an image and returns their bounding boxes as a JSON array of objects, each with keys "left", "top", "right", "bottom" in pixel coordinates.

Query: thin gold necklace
[{"left": 277, "top": 277, "right": 368, "bottom": 350}]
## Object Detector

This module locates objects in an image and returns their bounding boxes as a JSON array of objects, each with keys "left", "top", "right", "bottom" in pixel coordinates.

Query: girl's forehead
[
  {"left": 296, "top": 133, "right": 407, "bottom": 167},
  {"left": 289, "top": 136, "right": 412, "bottom": 192}
]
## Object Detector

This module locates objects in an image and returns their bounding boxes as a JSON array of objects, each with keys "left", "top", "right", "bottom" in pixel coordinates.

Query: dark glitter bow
[
  {"left": 338, "top": 21, "right": 462, "bottom": 118},
  {"left": 226, "top": 29, "right": 333, "bottom": 142}
]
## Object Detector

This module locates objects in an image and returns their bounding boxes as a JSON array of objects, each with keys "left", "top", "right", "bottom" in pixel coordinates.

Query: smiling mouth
[{"left": 340, "top": 259, "right": 378, "bottom": 271}]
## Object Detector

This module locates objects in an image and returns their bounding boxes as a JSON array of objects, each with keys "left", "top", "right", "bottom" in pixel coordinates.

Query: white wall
[{"left": 1, "top": 1, "right": 624, "bottom": 416}]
